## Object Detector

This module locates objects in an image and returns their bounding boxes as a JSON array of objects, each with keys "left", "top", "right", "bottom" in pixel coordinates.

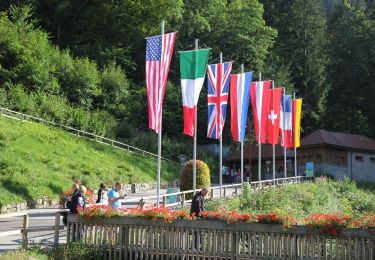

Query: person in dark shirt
[
  {"left": 96, "top": 183, "right": 107, "bottom": 203},
  {"left": 190, "top": 188, "right": 209, "bottom": 249},
  {"left": 70, "top": 186, "right": 87, "bottom": 214},
  {"left": 190, "top": 188, "right": 208, "bottom": 217}
]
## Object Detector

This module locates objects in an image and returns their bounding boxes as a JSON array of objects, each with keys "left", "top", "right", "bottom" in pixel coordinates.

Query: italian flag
[{"left": 180, "top": 49, "right": 210, "bottom": 137}]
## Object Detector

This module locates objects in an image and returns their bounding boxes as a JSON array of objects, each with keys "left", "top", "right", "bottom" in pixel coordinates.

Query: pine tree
[{"left": 261, "top": 0, "right": 330, "bottom": 133}]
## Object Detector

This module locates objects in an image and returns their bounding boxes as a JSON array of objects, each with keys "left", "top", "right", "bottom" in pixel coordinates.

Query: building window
[
  {"left": 370, "top": 157, "right": 375, "bottom": 163},
  {"left": 355, "top": 156, "right": 363, "bottom": 161}
]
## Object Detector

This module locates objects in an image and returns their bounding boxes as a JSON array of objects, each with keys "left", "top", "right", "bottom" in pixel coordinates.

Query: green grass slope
[{"left": 0, "top": 116, "right": 181, "bottom": 207}]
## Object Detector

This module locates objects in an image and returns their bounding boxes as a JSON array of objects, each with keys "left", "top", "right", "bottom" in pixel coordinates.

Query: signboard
[{"left": 305, "top": 162, "right": 314, "bottom": 177}]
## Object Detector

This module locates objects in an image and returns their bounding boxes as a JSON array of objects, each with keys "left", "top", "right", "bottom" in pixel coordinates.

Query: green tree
[
  {"left": 261, "top": 0, "right": 329, "bottom": 133},
  {"left": 324, "top": 1, "right": 375, "bottom": 137}
]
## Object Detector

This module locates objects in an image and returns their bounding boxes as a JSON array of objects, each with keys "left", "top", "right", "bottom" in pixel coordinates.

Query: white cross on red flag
[{"left": 267, "top": 87, "right": 283, "bottom": 144}]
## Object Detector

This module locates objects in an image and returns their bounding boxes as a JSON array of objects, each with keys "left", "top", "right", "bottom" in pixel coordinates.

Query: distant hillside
[{"left": 0, "top": 116, "right": 181, "bottom": 207}]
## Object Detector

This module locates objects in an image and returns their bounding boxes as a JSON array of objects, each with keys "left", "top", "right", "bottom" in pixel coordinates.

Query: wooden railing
[
  {"left": 0, "top": 106, "right": 176, "bottom": 163},
  {"left": 66, "top": 214, "right": 375, "bottom": 259},
  {"left": 0, "top": 212, "right": 29, "bottom": 249},
  {"left": 120, "top": 176, "right": 310, "bottom": 209}
]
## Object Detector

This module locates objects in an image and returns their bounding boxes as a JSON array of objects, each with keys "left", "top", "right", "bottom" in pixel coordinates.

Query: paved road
[
  {"left": 0, "top": 185, "right": 240, "bottom": 252},
  {"left": 0, "top": 187, "right": 175, "bottom": 252}
]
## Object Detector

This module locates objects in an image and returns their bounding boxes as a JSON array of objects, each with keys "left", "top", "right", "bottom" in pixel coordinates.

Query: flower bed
[{"left": 77, "top": 205, "right": 375, "bottom": 235}]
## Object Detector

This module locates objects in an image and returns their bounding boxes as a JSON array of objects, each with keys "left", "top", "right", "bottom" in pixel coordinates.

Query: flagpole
[
  {"left": 283, "top": 87, "right": 287, "bottom": 183},
  {"left": 272, "top": 81, "right": 276, "bottom": 186},
  {"left": 193, "top": 39, "right": 198, "bottom": 195},
  {"left": 219, "top": 52, "right": 223, "bottom": 198},
  {"left": 248, "top": 117, "right": 252, "bottom": 184},
  {"left": 240, "top": 64, "right": 244, "bottom": 190},
  {"left": 258, "top": 72, "right": 262, "bottom": 188},
  {"left": 294, "top": 92, "right": 297, "bottom": 180},
  {"left": 156, "top": 20, "right": 165, "bottom": 207}
]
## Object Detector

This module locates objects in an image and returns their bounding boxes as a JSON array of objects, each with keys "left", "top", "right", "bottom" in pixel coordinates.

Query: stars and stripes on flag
[
  {"left": 250, "top": 80, "right": 271, "bottom": 143},
  {"left": 292, "top": 98, "right": 303, "bottom": 148},
  {"left": 266, "top": 87, "right": 283, "bottom": 145},
  {"left": 280, "top": 94, "right": 293, "bottom": 148},
  {"left": 145, "top": 32, "right": 176, "bottom": 133},
  {"left": 179, "top": 49, "right": 210, "bottom": 137},
  {"left": 207, "top": 62, "right": 233, "bottom": 139},
  {"left": 230, "top": 72, "right": 253, "bottom": 142}
]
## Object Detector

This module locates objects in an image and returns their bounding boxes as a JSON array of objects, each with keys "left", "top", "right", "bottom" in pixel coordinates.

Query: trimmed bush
[{"left": 180, "top": 160, "right": 211, "bottom": 199}]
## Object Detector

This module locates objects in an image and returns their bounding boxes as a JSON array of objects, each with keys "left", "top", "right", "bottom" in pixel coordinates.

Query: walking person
[
  {"left": 190, "top": 188, "right": 209, "bottom": 250},
  {"left": 108, "top": 182, "right": 126, "bottom": 210},
  {"left": 96, "top": 183, "right": 108, "bottom": 204},
  {"left": 70, "top": 185, "right": 87, "bottom": 214}
]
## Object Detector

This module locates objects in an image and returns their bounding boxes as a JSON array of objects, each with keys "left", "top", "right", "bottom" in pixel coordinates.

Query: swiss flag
[
  {"left": 266, "top": 88, "right": 283, "bottom": 144},
  {"left": 250, "top": 80, "right": 271, "bottom": 143}
]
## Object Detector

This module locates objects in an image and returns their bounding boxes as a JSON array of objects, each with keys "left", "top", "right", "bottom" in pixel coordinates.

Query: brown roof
[
  {"left": 226, "top": 144, "right": 294, "bottom": 162},
  {"left": 301, "top": 129, "right": 375, "bottom": 152}
]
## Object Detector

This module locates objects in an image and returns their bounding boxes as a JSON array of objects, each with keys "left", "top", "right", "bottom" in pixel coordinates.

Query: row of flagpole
[{"left": 151, "top": 21, "right": 302, "bottom": 206}]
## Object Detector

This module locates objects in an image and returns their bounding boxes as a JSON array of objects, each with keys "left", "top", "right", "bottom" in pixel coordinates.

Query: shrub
[{"left": 180, "top": 160, "right": 210, "bottom": 199}]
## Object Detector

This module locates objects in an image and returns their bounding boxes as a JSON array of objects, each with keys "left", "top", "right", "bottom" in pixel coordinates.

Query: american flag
[
  {"left": 207, "top": 62, "right": 232, "bottom": 139},
  {"left": 145, "top": 32, "right": 176, "bottom": 133}
]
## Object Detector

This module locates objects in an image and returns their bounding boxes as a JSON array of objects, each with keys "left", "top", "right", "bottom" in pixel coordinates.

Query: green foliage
[
  {"left": 324, "top": 2, "right": 375, "bottom": 136},
  {"left": 180, "top": 160, "right": 211, "bottom": 199},
  {"left": 0, "top": 116, "right": 181, "bottom": 207},
  {"left": 206, "top": 178, "right": 375, "bottom": 220},
  {"left": 261, "top": 0, "right": 329, "bottom": 133}
]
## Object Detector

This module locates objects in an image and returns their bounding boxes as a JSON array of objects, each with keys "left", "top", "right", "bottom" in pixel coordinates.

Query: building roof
[
  {"left": 226, "top": 130, "right": 375, "bottom": 162},
  {"left": 301, "top": 129, "right": 375, "bottom": 152},
  {"left": 226, "top": 144, "right": 294, "bottom": 162}
]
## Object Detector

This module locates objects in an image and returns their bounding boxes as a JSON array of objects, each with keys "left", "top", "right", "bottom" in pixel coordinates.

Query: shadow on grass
[
  {"left": 47, "top": 182, "right": 63, "bottom": 196},
  {"left": 2, "top": 179, "right": 34, "bottom": 206}
]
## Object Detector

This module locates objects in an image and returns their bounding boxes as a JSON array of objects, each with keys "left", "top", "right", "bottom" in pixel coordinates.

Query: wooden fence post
[
  {"left": 210, "top": 188, "right": 214, "bottom": 199},
  {"left": 163, "top": 196, "right": 167, "bottom": 208},
  {"left": 54, "top": 212, "right": 61, "bottom": 246},
  {"left": 22, "top": 214, "right": 29, "bottom": 249},
  {"left": 223, "top": 187, "right": 227, "bottom": 198},
  {"left": 181, "top": 193, "right": 185, "bottom": 209}
]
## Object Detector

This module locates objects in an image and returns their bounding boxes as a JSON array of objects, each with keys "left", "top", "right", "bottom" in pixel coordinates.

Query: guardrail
[
  {"left": 0, "top": 210, "right": 69, "bottom": 249},
  {"left": 113, "top": 176, "right": 309, "bottom": 209},
  {"left": 0, "top": 212, "right": 29, "bottom": 249},
  {"left": 0, "top": 106, "right": 176, "bottom": 163}
]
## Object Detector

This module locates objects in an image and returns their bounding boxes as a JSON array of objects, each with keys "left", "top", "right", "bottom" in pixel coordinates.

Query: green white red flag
[{"left": 179, "top": 49, "right": 210, "bottom": 137}]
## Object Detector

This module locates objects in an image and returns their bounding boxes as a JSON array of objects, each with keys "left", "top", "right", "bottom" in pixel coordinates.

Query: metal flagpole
[
  {"left": 272, "top": 81, "right": 276, "bottom": 185},
  {"left": 240, "top": 64, "right": 244, "bottom": 190},
  {"left": 193, "top": 39, "right": 198, "bottom": 195},
  {"left": 258, "top": 73, "right": 262, "bottom": 188},
  {"left": 283, "top": 87, "right": 287, "bottom": 183},
  {"left": 248, "top": 118, "right": 252, "bottom": 184},
  {"left": 156, "top": 20, "right": 165, "bottom": 207},
  {"left": 294, "top": 93, "right": 297, "bottom": 180},
  {"left": 219, "top": 52, "right": 223, "bottom": 198}
]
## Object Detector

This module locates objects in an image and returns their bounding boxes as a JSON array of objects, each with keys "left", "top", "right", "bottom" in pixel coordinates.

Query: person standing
[
  {"left": 190, "top": 187, "right": 209, "bottom": 249},
  {"left": 108, "top": 182, "right": 125, "bottom": 210},
  {"left": 96, "top": 183, "right": 107, "bottom": 204},
  {"left": 70, "top": 186, "right": 87, "bottom": 214},
  {"left": 190, "top": 188, "right": 208, "bottom": 217}
]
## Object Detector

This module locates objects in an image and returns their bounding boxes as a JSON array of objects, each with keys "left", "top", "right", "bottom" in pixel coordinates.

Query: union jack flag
[
  {"left": 207, "top": 62, "right": 233, "bottom": 139},
  {"left": 145, "top": 32, "right": 176, "bottom": 133}
]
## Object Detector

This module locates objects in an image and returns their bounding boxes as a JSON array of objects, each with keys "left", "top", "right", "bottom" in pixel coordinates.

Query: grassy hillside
[
  {"left": 0, "top": 116, "right": 181, "bottom": 207},
  {"left": 206, "top": 178, "right": 375, "bottom": 221}
]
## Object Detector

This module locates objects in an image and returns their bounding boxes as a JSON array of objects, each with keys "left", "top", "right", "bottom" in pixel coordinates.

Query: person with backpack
[
  {"left": 96, "top": 183, "right": 107, "bottom": 204},
  {"left": 70, "top": 186, "right": 87, "bottom": 214}
]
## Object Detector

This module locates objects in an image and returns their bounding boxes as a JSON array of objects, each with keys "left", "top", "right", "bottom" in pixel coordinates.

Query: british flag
[{"left": 207, "top": 62, "right": 233, "bottom": 139}]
